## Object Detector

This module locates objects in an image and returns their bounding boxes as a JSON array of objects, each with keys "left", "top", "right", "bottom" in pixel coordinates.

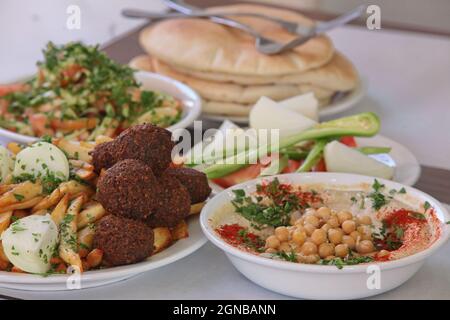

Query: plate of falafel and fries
[{"left": 0, "top": 124, "right": 211, "bottom": 290}]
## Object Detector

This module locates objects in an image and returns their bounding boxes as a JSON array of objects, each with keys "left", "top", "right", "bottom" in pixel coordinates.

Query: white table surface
[
  {"left": 1, "top": 203, "right": 450, "bottom": 300},
  {"left": 1, "top": 2, "right": 450, "bottom": 300}
]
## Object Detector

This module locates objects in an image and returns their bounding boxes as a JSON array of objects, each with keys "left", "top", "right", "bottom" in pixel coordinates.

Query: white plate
[
  {"left": 201, "top": 172, "right": 450, "bottom": 299},
  {"left": 208, "top": 134, "right": 421, "bottom": 195},
  {"left": 202, "top": 79, "right": 365, "bottom": 124},
  {"left": 0, "top": 216, "right": 206, "bottom": 291},
  {"left": 0, "top": 71, "right": 201, "bottom": 144}
]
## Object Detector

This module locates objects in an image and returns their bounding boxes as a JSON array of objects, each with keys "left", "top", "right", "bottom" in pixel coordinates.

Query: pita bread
[
  {"left": 173, "top": 52, "right": 358, "bottom": 91},
  {"left": 203, "top": 97, "right": 331, "bottom": 117},
  {"left": 139, "top": 4, "right": 334, "bottom": 76},
  {"left": 150, "top": 57, "right": 334, "bottom": 103}
]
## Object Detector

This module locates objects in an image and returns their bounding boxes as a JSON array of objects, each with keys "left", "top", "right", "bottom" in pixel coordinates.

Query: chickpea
[
  {"left": 290, "top": 211, "right": 302, "bottom": 225},
  {"left": 350, "top": 231, "right": 361, "bottom": 241},
  {"left": 294, "top": 217, "right": 305, "bottom": 226},
  {"left": 358, "top": 215, "right": 372, "bottom": 225},
  {"left": 303, "top": 254, "right": 320, "bottom": 264},
  {"left": 356, "top": 240, "right": 375, "bottom": 254},
  {"left": 275, "top": 226, "right": 290, "bottom": 242},
  {"left": 337, "top": 211, "right": 353, "bottom": 224},
  {"left": 304, "top": 208, "right": 317, "bottom": 217},
  {"left": 357, "top": 225, "right": 372, "bottom": 240},
  {"left": 304, "top": 223, "right": 316, "bottom": 236},
  {"left": 305, "top": 215, "right": 320, "bottom": 228},
  {"left": 328, "top": 228, "right": 344, "bottom": 245},
  {"left": 328, "top": 216, "right": 340, "bottom": 228},
  {"left": 265, "top": 248, "right": 277, "bottom": 254},
  {"left": 292, "top": 229, "right": 307, "bottom": 246},
  {"left": 318, "top": 243, "right": 335, "bottom": 258},
  {"left": 301, "top": 241, "right": 318, "bottom": 255},
  {"left": 321, "top": 223, "right": 331, "bottom": 232},
  {"left": 335, "top": 244, "right": 349, "bottom": 258},
  {"left": 265, "top": 235, "right": 280, "bottom": 249},
  {"left": 279, "top": 242, "right": 292, "bottom": 252},
  {"left": 342, "top": 235, "right": 356, "bottom": 250},
  {"left": 311, "top": 229, "right": 327, "bottom": 245},
  {"left": 342, "top": 220, "right": 356, "bottom": 234},
  {"left": 316, "top": 207, "right": 331, "bottom": 220}
]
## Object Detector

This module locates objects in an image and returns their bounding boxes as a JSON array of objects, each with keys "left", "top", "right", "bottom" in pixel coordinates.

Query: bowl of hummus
[{"left": 200, "top": 172, "right": 449, "bottom": 299}]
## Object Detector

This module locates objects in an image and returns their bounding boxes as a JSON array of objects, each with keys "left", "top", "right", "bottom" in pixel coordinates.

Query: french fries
[
  {"left": 0, "top": 211, "right": 12, "bottom": 234},
  {"left": 51, "top": 193, "right": 70, "bottom": 225},
  {"left": 77, "top": 202, "right": 106, "bottom": 229},
  {"left": 58, "top": 195, "right": 84, "bottom": 271},
  {"left": 52, "top": 138, "right": 93, "bottom": 162},
  {"left": 0, "top": 181, "right": 42, "bottom": 208},
  {"left": 0, "top": 242, "right": 9, "bottom": 263},
  {"left": 59, "top": 180, "right": 94, "bottom": 199},
  {"left": 6, "top": 142, "right": 22, "bottom": 155},
  {"left": 32, "top": 188, "right": 62, "bottom": 213},
  {"left": 95, "top": 135, "right": 113, "bottom": 145},
  {"left": 153, "top": 227, "right": 173, "bottom": 254},
  {"left": 86, "top": 249, "right": 103, "bottom": 268},
  {"left": 171, "top": 220, "right": 189, "bottom": 241},
  {"left": 0, "top": 196, "right": 44, "bottom": 211},
  {"left": 189, "top": 202, "right": 205, "bottom": 215},
  {"left": 77, "top": 225, "right": 95, "bottom": 250}
]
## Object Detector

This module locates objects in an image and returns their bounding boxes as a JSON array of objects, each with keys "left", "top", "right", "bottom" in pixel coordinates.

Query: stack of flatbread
[{"left": 131, "top": 4, "right": 359, "bottom": 117}]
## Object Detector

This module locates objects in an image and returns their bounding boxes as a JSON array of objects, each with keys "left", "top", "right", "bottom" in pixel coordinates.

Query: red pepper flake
[
  {"left": 215, "top": 224, "right": 263, "bottom": 251},
  {"left": 257, "top": 180, "right": 322, "bottom": 208}
]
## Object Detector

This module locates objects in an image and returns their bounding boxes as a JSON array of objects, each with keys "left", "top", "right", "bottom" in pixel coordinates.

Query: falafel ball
[
  {"left": 93, "top": 215, "right": 154, "bottom": 267},
  {"left": 145, "top": 174, "right": 190, "bottom": 228},
  {"left": 90, "top": 141, "right": 116, "bottom": 173},
  {"left": 90, "top": 123, "right": 174, "bottom": 175},
  {"left": 165, "top": 167, "right": 211, "bottom": 204},
  {"left": 97, "top": 159, "right": 159, "bottom": 220}
]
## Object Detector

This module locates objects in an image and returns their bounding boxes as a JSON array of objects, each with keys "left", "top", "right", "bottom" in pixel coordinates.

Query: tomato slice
[
  {"left": 212, "top": 164, "right": 263, "bottom": 188},
  {"left": 0, "top": 84, "right": 26, "bottom": 97},
  {"left": 282, "top": 160, "right": 302, "bottom": 173},
  {"left": 339, "top": 136, "right": 357, "bottom": 147},
  {"left": 312, "top": 158, "right": 327, "bottom": 172}
]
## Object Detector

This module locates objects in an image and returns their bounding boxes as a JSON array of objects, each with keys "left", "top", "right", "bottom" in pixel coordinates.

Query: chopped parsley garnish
[
  {"left": 274, "top": 251, "right": 297, "bottom": 263},
  {"left": 367, "top": 179, "right": 389, "bottom": 210},
  {"left": 319, "top": 256, "right": 374, "bottom": 269},
  {"left": 13, "top": 193, "right": 25, "bottom": 201},
  {"left": 424, "top": 201, "right": 431, "bottom": 211}
]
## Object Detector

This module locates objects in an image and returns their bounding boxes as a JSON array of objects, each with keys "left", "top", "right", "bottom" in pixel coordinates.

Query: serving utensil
[{"left": 127, "top": 1, "right": 364, "bottom": 55}]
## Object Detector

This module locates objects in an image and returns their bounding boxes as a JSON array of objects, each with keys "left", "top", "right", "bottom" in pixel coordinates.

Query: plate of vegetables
[
  {"left": 0, "top": 42, "right": 201, "bottom": 144},
  {"left": 184, "top": 95, "right": 420, "bottom": 189}
]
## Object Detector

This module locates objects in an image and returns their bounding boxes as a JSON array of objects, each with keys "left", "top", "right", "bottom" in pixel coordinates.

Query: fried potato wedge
[
  {"left": 0, "top": 181, "right": 42, "bottom": 208},
  {"left": 171, "top": 220, "right": 189, "bottom": 241},
  {"left": 153, "top": 227, "right": 173, "bottom": 254},
  {"left": 0, "top": 211, "right": 12, "bottom": 234},
  {"left": 189, "top": 202, "right": 205, "bottom": 215},
  {"left": 78, "top": 225, "right": 95, "bottom": 250},
  {"left": 77, "top": 202, "right": 106, "bottom": 229}
]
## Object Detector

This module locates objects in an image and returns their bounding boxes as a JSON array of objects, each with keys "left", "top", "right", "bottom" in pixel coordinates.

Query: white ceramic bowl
[
  {"left": 0, "top": 71, "right": 201, "bottom": 144},
  {"left": 200, "top": 172, "right": 450, "bottom": 299}
]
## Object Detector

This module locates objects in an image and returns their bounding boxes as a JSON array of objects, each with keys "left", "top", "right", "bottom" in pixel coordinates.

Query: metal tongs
[{"left": 123, "top": 0, "right": 365, "bottom": 55}]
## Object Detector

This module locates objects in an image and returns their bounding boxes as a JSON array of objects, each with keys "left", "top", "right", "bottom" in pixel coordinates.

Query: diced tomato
[
  {"left": 312, "top": 158, "right": 327, "bottom": 172},
  {"left": 29, "top": 113, "right": 52, "bottom": 136},
  {"left": 282, "top": 160, "right": 302, "bottom": 173},
  {"left": 0, "top": 84, "right": 26, "bottom": 97},
  {"left": 212, "top": 164, "right": 263, "bottom": 188},
  {"left": 340, "top": 136, "right": 357, "bottom": 147},
  {"left": 60, "top": 64, "right": 84, "bottom": 86}
]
